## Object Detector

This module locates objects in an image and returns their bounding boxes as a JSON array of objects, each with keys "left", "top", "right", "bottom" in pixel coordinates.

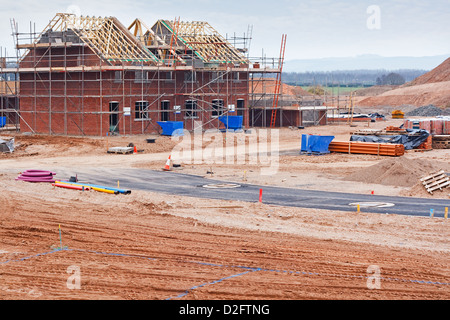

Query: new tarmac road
[{"left": 76, "top": 168, "right": 449, "bottom": 218}]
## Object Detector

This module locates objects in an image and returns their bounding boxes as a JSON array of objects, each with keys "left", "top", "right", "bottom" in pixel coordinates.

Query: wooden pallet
[
  {"left": 351, "top": 129, "right": 383, "bottom": 135},
  {"left": 420, "top": 170, "right": 450, "bottom": 194},
  {"left": 107, "top": 147, "right": 134, "bottom": 154},
  {"left": 431, "top": 135, "right": 450, "bottom": 149},
  {"left": 432, "top": 135, "right": 450, "bottom": 141},
  {"left": 352, "top": 129, "right": 411, "bottom": 136},
  {"left": 432, "top": 140, "right": 450, "bottom": 149}
]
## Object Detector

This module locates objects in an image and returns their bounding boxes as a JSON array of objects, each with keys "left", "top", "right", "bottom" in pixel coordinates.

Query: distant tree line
[
  {"left": 282, "top": 69, "right": 427, "bottom": 86},
  {"left": 375, "top": 73, "right": 405, "bottom": 85}
]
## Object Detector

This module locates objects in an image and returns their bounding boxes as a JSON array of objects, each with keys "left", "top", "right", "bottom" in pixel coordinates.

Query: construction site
[{"left": 0, "top": 12, "right": 449, "bottom": 302}]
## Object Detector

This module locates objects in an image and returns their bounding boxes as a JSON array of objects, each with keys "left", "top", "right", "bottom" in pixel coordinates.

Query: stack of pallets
[
  {"left": 432, "top": 135, "right": 450, "bottom": 149},
  {"left": 328, "top": 141, "right": 405, "bottom": 156},
  {"left": 420, "top": 170, "right": 450, "bottom": 194}
]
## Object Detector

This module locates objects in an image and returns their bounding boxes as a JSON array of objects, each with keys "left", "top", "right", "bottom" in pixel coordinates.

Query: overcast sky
[{"left": 1, "top": 0, "right": 449, "bottom": 62}]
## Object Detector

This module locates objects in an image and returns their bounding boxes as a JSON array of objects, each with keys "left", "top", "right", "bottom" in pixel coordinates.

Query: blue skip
[
  {"left": 300, "top": 134, "right": 335, "bottom": 155},
  {"left": 156, "top": 121, "right": 184, "bottom": 136},
  {"left": 219, "top": 115, "right": 243, "bottom": 131}
]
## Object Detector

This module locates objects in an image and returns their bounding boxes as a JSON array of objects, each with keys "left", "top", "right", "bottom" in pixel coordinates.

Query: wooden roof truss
[
  {"left": 155, "top": 20, "right": 249, "bottom": 64},
  {"left": 27, "top": 13, "right": 159, "bottom": 65},
  {"left": 128, "top": 18, "right": 185, "bottom": 65}
]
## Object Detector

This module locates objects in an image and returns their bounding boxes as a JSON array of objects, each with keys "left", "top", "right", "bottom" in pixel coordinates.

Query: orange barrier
[{"left": 328, "top": 141, "right": 405, "bottom": 156}]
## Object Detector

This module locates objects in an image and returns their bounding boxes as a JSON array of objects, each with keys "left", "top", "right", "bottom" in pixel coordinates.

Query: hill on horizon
[{"left": 283, "top": 54, "right": 449, "bottom": 73}]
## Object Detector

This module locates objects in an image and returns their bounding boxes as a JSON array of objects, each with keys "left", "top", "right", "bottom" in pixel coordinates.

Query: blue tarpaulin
[
  {"left": 350, "top": 129, "right": 429, "bottom": 150},
  {"left": 301, "top": 134, "right": 335, "bottom": 154}
]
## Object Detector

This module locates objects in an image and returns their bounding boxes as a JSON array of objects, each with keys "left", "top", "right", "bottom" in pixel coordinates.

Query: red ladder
[{"left": 270, "top": 34, "right": 287, "bottom": 128}]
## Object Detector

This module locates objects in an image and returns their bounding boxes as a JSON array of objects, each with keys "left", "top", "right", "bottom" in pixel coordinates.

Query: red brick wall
[
  {"left": 19, "top": 53, "right": 250, "bottom": 135},
  {"left": 20, "top": 46, "right": 103, "bottom": 69}
]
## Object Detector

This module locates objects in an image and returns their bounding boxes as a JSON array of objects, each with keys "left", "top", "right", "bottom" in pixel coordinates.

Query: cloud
[{"left": 0, "top": 0, "right": 448, "bottom": 60}]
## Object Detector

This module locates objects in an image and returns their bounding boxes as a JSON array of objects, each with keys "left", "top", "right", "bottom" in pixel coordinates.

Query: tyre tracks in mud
[{"left": 0, "top": 190, "right": 448, "bottom": 300}]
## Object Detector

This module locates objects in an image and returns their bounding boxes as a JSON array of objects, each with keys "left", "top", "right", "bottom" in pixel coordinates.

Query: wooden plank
[
  {"left": 426, "top": 181, "right": 450, "bottom": 194},
  {"left": 420, "top": 170, "right": 445, "bottom": 182},
  {"left": 424, "top": 177, "right": 449, "bottom": 189},
  {"left": 432, "top": 135, "right": 450, "bottom": 141},
  {"left": 16, "top": 42, "right": 76, "bottom": 49}
]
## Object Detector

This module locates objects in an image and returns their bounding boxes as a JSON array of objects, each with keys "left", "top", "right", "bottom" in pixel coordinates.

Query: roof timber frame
[
  {"left": 154, "top": 20, "right": 249, "bottom": 64},
  {"left": 128, "top": 18, "right": 185, "bottom": 65},
  {"left": 22, "top": 13, "right": 159, "bottom": 65}
]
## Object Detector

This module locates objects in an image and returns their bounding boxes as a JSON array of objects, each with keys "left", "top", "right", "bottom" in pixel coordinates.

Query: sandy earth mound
[
  {"left": 343, "top": 156, "right": 450, "bottom": 188},
  {"left": 357, "top": 57, "right": 450, "bottom": 108},
  {"left": 408, "top": 57, "right": 450, "bottom": 86},
  {"left": 357, "top": 81, "right": 450, "bottom": 108}
]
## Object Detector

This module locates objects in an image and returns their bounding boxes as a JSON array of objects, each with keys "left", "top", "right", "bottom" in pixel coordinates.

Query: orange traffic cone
[
  {"left": 134, "top": 146, "right": 137, "bottom": 154},
  {"left": 163, "top": 155, "right": 172, "bottom": 171}
]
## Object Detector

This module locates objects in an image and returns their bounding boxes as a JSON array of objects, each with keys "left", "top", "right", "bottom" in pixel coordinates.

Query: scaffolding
[
  {"left": 0, "top": 13, "right": 307, "bottom": 136},
  {"left": 0, "top": 44, "right": 20, "bottom": 132}
]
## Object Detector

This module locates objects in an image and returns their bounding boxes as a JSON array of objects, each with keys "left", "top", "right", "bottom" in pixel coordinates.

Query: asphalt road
[{"left": 67, "top": 167, "right": 450, "bottom": 218}]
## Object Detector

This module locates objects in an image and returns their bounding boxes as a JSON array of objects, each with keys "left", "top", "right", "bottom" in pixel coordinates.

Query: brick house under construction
[{"left": 14, "top": 13, "right": 284, "bottom": 136}]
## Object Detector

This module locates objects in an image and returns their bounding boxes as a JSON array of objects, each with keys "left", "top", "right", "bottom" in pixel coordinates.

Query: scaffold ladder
[{"left": 270, "top": 34, "right": 287, "bottom": 128}]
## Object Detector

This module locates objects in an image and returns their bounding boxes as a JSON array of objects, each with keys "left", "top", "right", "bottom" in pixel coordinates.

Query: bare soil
[
  {"left": 357, "top": 81, "right": 450, "bottom": 108},
  {"left": 0, "top": 119, "right": 449, "bottom": 300},
  {"left": 356, "top": 57, "right": 450, "bottom": 108}
]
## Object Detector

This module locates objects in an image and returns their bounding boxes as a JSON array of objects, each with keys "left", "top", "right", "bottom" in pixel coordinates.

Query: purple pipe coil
[{"left": 16, "top": 170, "right": 56, "bottom": 183}]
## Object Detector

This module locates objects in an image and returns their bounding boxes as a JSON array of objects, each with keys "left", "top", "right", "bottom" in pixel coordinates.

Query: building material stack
[
  {"left": 328, "top": 141, "right": 405, "bottom": 157},
  {"left": 349, "top": 126, "right": 430, "bottom": 150},
  {"left": 391, "top": 110, "right": 404, "bottom": 119},
  {"left": 403, "top": 117, "right": 450, "bottom": 149},
  {"left": 403, "top": 118, "right": 449, "bottom": 135}
]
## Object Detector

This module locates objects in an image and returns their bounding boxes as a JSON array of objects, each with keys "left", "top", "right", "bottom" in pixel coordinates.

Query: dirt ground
[
  {"left": 357, "top": 81, "right": 450, "bottom": 108},
  {"left": 0, "top": 117, "right": 449, "bottom": 300},
  {"left": 357, "top": 57, "right": 450, "bottom": 108}
]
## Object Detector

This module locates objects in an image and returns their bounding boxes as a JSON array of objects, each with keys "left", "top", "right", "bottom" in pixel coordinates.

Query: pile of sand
[
  {"left": 408, "top": 57, "right": 450, "bottom": 86},
  {"left": 357, "top": 57, "right": 450, "bottom": 108},
  {"left": 343, "top": 156, "right": 450, "bottom": 187}
]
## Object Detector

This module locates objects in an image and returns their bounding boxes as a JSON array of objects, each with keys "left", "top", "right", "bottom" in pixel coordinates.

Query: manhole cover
[
  {"left": 202, "top": 183, "right": 241, "bottom": 189},
  {"left": 349, "top": 202, "right": 395, "bottom": 208}
]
